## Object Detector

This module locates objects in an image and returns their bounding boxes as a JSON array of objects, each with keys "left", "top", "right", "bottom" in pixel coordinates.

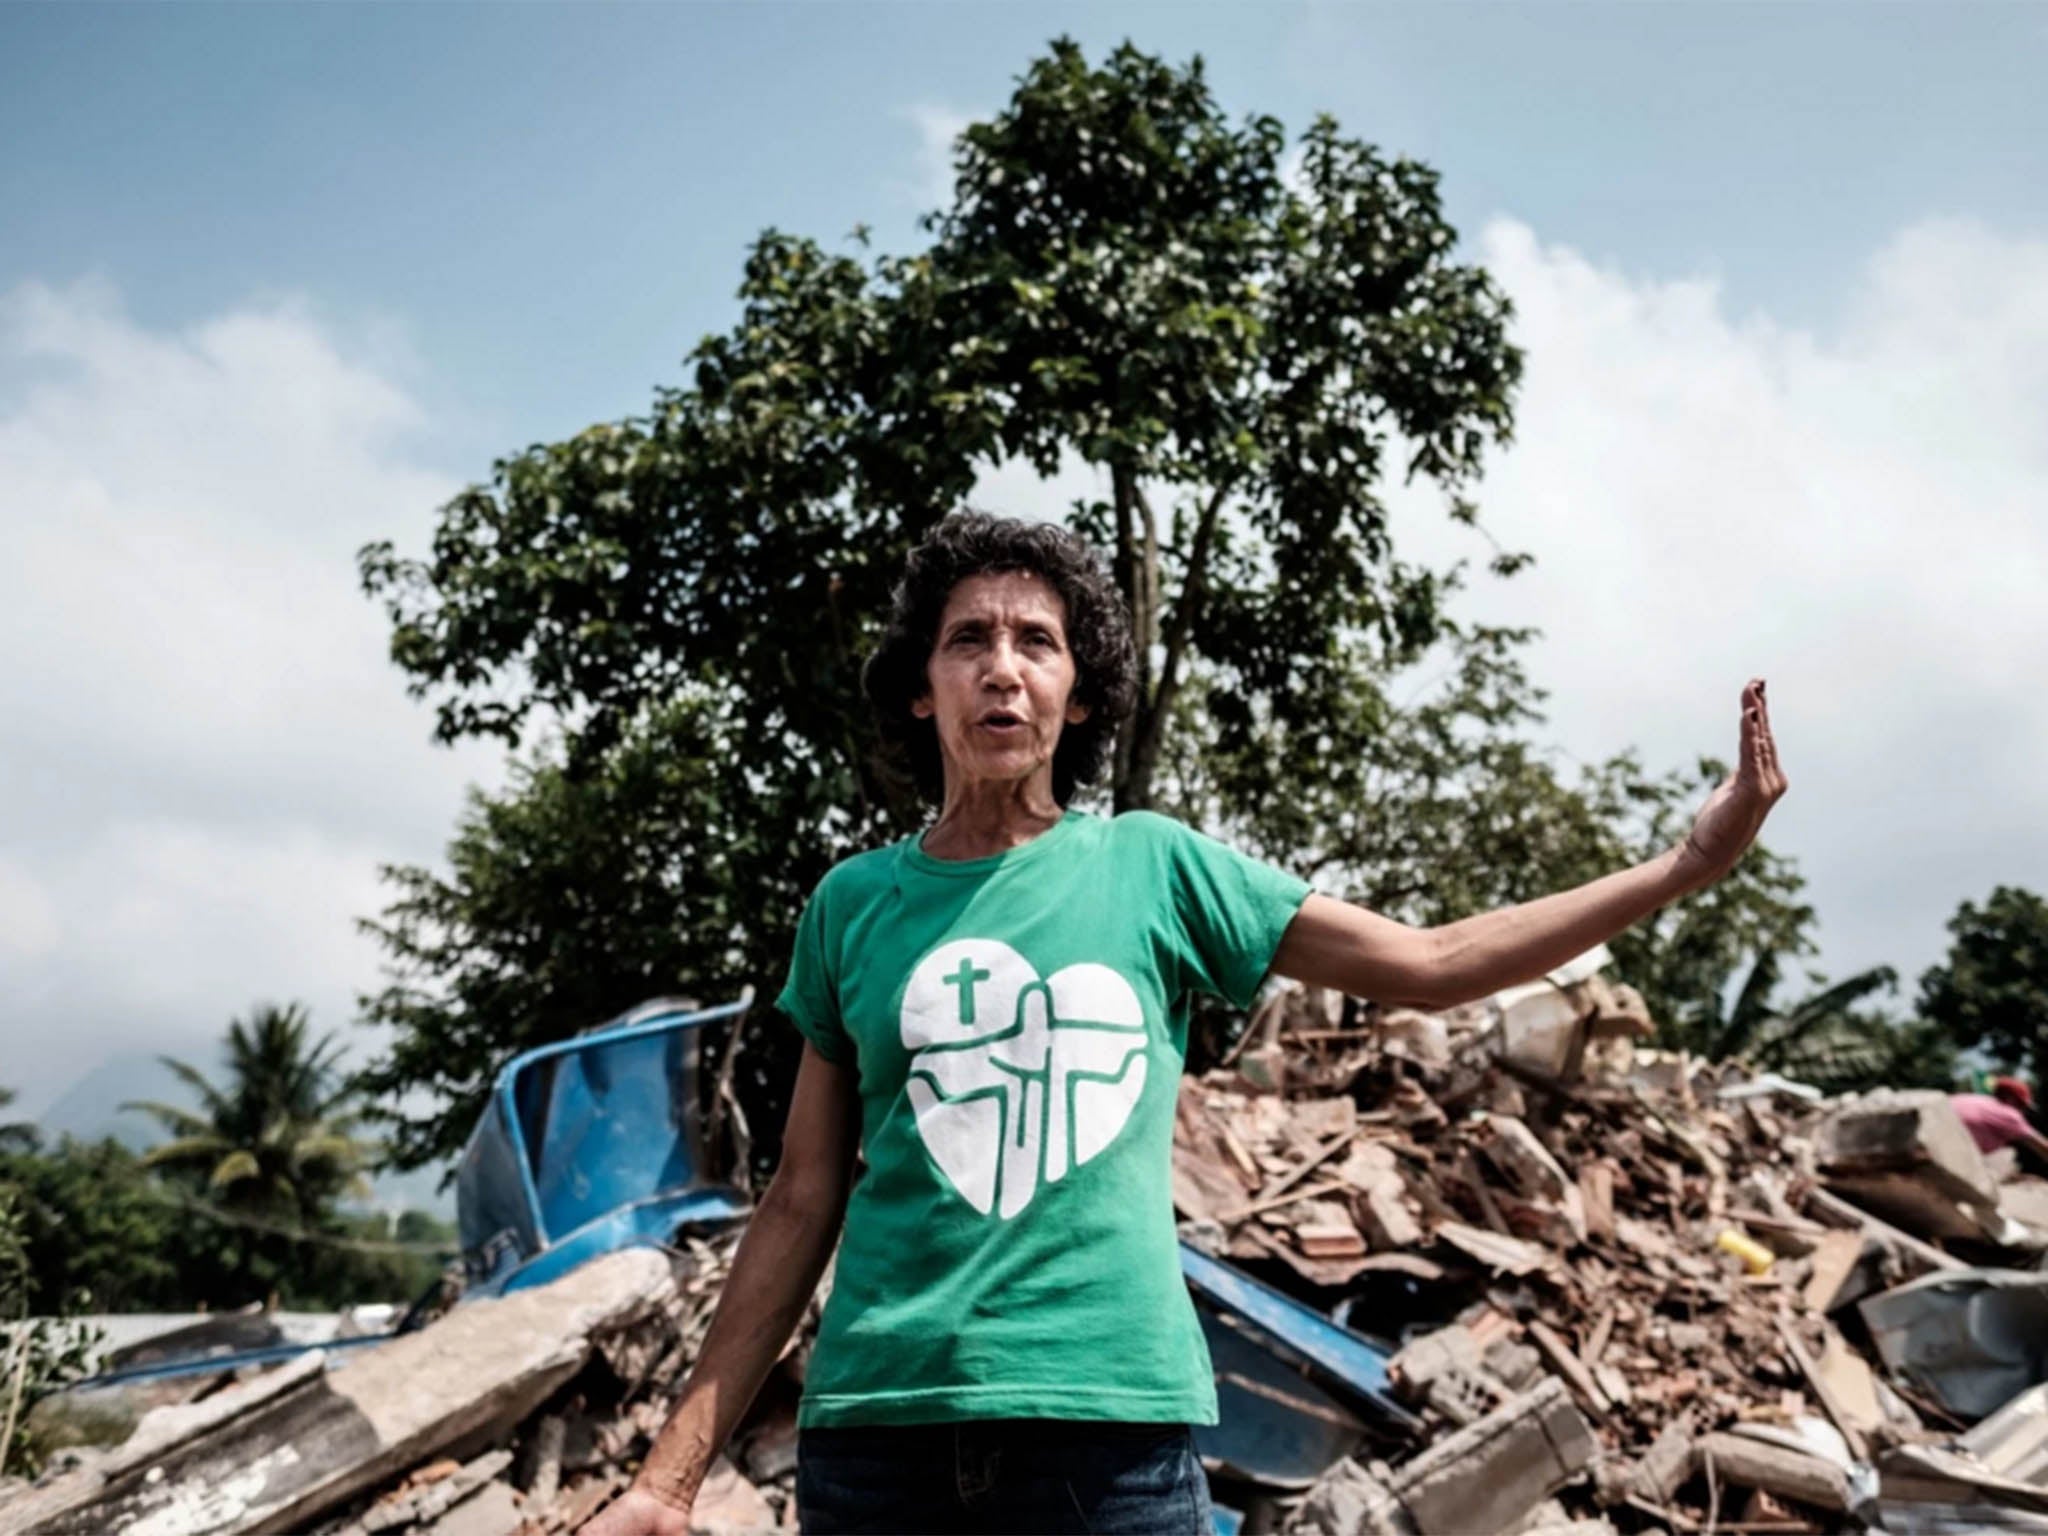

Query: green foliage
[
  {"left": 1918, "top": 884, "right": 2048, "bottom": 1081},
  {"left": 1, "top": 1134, "right": 186, "bottom": 1313},
  {"left": 356, "top": 699, "right": 798, "bottom": 1172},
  {"left": 1, "top": 1009, "right": 443, "bottom": 1317},
  {"left": 360, "top": 41, "right": 1519, "bottom": 808},
  {"left": 1703, "top": 952, "right": 1895, "bottom": 1066},
  {"left": 356, "top": 40, "right": 1519, "bottom": 1169},
  {"left": 0, "top": 1106, "right": 99, "bottom": 1478},
  {"left": 0, "top": 1122, "right": 448, "bottom": 1319},
  {"left": 1643, "top": 944, "right": 1958, "bottom": 1097},
  {"left": 0, "top": 1089, "right": 32, "bottom": 1156},
  {"left": 353, "top": 38, "right": 1807, "bottom": 1171},
  {"left": 1763, "top": 1015, "right": 1960, "bottom": 1098},
  {"left": 125, "top": 1002, "right": 373, "bottom": 1227},
  {"left": 327, "top": 1210, "right": 456, "bottom": 1304}
]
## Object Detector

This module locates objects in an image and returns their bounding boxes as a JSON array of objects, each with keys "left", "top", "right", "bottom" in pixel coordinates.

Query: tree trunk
[
  {"left": 1121, "top": 480, "right": 1229, "bottom": 812},
  {"left": 1110, "top": 464, "right": 1152, "bottom": 811}
]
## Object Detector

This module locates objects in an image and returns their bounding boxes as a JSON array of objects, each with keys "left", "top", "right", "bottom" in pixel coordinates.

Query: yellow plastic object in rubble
[{"left": 1716, "top": 1227, "right": 1775, "bottom": 1274}]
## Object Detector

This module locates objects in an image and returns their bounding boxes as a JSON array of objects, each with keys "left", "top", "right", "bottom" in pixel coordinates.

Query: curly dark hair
[{"left": 863, "top": 512, "right": 1138, "bottom": 806}]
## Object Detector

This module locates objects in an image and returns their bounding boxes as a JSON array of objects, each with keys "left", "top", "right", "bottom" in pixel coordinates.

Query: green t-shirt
[{"left": 776, "top": 808, "right": 1312, "bottom": 1429}]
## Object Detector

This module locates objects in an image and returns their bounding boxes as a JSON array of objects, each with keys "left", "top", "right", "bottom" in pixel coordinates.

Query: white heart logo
[{"left": 900, "top": 939, "right": 1149, "bottom": 1219}]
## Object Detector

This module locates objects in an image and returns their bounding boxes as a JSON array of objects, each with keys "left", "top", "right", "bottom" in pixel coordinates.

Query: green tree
[
  {"left": 1918, "top": 885, "right": 2048, "bottom": 1082},
  {"left": 2, "top": 1109, "right": 443, "bottom": 1320},
  {"left": 1, "top": 1106, "right": 100, "bottom": 1477},
  {"left": 355, "top": 39, "right": 1803, "bottom": 1169},
  {"left": 358, "top": 701, "right": 774, "bottom": 1171},
  {"left": 0, "top": 1135, "right": 188, "bottom": 1314},
  {"left": 1768, "top": 1015, "right": 1959, "bottom": 1097},
  {"left": 1698, "top": 950, "right": 1896, "bottom": 1065},
  {"left": 356, "top": 39, "right": 1522, "bottom": 1168},
  {"left": 362, "top": 40, "right": 1520, "bottom": 808},
  {"left": 1633, "top": 944, "right": 1955, "bottom": 1097},
  {"left": 125, "top": 1003, "right": 372, "bottom": 1228}
]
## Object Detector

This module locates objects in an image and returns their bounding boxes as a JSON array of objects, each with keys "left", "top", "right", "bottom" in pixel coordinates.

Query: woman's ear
[
  {"left": 1065, "top": 698, "right": 1092, "bottom": 724},
  {"left": 911, "top": 692, "right": 935, "bottom": 720}
]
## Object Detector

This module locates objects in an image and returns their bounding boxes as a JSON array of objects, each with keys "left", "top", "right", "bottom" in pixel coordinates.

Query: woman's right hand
[
  {"left": 576, "top": 1047, "right": 858, "bottom": 1536},
  {"left": 576, "top": 1484, "right": 694, "bottom": 1536}
]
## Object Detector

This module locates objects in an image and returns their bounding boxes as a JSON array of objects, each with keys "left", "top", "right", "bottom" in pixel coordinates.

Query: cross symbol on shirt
[{"left": 944, "top": 956, "right": 992, "bottom": 1025}]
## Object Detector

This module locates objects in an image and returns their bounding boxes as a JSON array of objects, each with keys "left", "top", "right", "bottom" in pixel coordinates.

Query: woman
[{"left": 586, "top": 513, "right": 1787, "bottom": 1536}]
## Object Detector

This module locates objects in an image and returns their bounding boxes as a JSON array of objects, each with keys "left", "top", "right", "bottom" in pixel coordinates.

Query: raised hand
[{"left": 1679, "top": 679, "right": 1789, "bottom": 887}]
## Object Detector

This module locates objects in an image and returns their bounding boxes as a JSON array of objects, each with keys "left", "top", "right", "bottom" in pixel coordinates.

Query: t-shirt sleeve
[
  {"left": 1157, "top": 816, "right": 1313, "bottom": 1010},
  {"left": 775, "top": 883, "right": 853, "bottom": 1065},
  {"left": 1986, "top": 1100, "right": 2036, "bottom": 1149}
]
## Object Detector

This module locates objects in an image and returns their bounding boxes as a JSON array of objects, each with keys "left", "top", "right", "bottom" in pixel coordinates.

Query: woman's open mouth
[{"left": 978, "top": 710, "right": 1026, "bottom": 736}]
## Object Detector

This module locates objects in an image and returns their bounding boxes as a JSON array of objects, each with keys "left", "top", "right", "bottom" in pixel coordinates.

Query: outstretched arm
[
  {"left": 1271, "top": 680, "right": 1788, "bottom": 1010},
  {"left": 581, "top": 1043, "right": 861, "bottom": 1536}
]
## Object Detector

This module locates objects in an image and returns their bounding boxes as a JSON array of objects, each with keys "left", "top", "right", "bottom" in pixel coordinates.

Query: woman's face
[{"left": 913, "top": 570, "right": 1090, "bottom": 795}]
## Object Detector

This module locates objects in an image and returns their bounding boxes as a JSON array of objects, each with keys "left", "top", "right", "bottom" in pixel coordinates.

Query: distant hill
[
  {"left": 36, "top": 1051, "right": 188, "bottom": 1151},
  {"left": 34, "top": 1052, "right": 457, "bottom": 1220}
]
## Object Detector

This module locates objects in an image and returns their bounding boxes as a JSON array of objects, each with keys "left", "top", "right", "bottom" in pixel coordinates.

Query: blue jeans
[{"left": 796, "top": 1419, "right": 1216, "bottom": 1534}]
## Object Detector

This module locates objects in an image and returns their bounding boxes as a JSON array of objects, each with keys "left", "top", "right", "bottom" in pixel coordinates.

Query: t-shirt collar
[{"left": 900, "top": 808, "right": 1087, "bottom": 878}]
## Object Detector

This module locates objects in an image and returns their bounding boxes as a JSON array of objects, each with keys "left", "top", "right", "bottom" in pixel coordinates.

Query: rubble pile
[
  {"left": 1173, "top": 959, "right": 2048, "bottom": 1535},
  {"left": 0, "top": 1238, "right": 804, "bottom": 1536},
  {"left": 5, "top": 949, "right": 2045, "bottom": 1536}
]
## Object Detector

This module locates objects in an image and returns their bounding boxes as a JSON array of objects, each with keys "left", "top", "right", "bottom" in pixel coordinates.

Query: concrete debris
[
  {"left": 424, "top": 1480, "right": 522, "bottom": 1536},
  {"left": 1816, "top": 1090, "right": 2005, "bottom": 1241},
  {"left": 0, "top": 1246, "right": 739, "bottom": 1536},
  {"left": 1395, "top": 1378, "right": 1599, "bottom": 1536},
  {"left": 1291, "top": 1377, "right": 1597, "bottom": 1536},
  {"left": 1694, "top": 1430, "right": 1853, "bottom": 1513},
  {"left": 1176, "top": 960, "right": 2048, "bottom": 1534},
  {"left": 1289, "top": 1457, "right": 1409, "bottom": 1535},
  {"left": 358, "top": 1450, "right": 514, "bottom": 1534},
  {"left": 2001, "top": 1179, "right": 2048, "bottom": 1236},
  {"left": 687, "top": 1456, "right": 778, "bottom": 1535},
  {"left": 12, "top": 956, "right": 2046, "bottom": 1536},
  {"left": 1802, "top": 1184, "right": 1965, "bottom": 1278}
]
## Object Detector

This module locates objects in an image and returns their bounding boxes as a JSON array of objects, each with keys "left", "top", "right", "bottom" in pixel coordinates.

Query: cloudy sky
[{"left": 3, "top": 4, "right": 2044, "bottom": 1127}]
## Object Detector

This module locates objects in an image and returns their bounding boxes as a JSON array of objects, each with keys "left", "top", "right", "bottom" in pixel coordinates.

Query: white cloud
[
  {"left": 974, "top": 449, "right": 1109, "bottom": 525},
  {"left": 895, "top": 104, "right": 977, "bottom": 212},
  {"left": 973, "top": 214, "right": 2048, "bottom": 1000},
  {"left": 0, "top": 858, "right": 61, "bottom": 965},
  {"left": 0, "top": 281, "right": 499, "bottom": 1117},
  {"left": 1389, "top": 215, "right": 2048, "bottom": 990}
]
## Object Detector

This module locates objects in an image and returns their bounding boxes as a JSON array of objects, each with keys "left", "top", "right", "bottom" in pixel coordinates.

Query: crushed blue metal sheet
[
  {"left": 1182, "top": 1244, "right": 1421, "bottom": 1487},
  {"left": 455, "top": 993, "right": 755, "bottom": 1295},
  {"left": 1861, "top": 1266, "right": 2048, "bottom": 1423}
]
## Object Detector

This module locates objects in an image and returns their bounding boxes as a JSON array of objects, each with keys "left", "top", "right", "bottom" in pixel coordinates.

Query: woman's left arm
[{"left": 1271, "top": 680, "right": 1788, "bottom": 1010}]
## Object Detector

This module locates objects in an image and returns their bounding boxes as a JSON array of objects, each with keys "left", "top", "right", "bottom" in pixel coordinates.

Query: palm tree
[
  {"left": 1705, "top": 951, "right": 1897, "bottom": 1063},
  {"left": 1690, "top": 950, "right": 1951, "bottom": 1094},
  {"left": 124, "top": 1004, "right": 373, "bottom": 1227}
]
